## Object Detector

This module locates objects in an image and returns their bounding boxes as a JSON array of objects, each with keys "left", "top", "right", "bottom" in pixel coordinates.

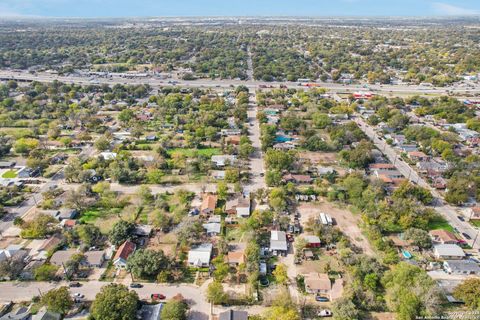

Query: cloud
[{"left": 432, "top": 2, "right": 479, "bottom": 15}]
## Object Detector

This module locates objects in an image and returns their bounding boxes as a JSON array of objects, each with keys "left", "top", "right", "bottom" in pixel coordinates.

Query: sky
[{"left": 0, "top": 0, "right": 479, "bottom": 18}]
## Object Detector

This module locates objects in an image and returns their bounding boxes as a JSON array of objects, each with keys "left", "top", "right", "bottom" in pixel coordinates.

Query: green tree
[
  {"left": 161, "top": 300, "right": 188, "bottom": 320},
  {"left": 127, "top": 249, "right": 170, "bottom": 279},
  {"left": 41, "top": 287, "right": 73, "bottom": 314},
  {"left": 76, "top": 224, "right": 102, "bottom": 248},
  {"left": 273, "top": 263, "right": 288, "bottom": 285},
  {"left": 332, "top": 297, "right": 360, "bottom": 320},
  {"left": 13, "top": 138, "right": 39, "bottom": 155},
  {"left": 206, "top": 281, "right": 228, "bottom": 305},
  {"left": 108, "top": 220, "right": 135, "bottom": 246},
  {"left": 404, "top": 228, "right": 432, "bottom": 249},
  {"left": 453, "top": 278, "right": 480, "bottom": 310},
  {"left": 217, "top": 181, "right": 228, "bottom": 201},
  {"left": 90, "top": 284, "right": 139, "bottom": 320},
  {"left": 34, "top": 264, "right": 58, "bottom": 281}
]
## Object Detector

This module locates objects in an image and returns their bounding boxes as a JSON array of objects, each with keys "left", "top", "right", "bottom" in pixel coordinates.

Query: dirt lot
[
  {"left": 298, "top": 151, "right": 338, "bottom": 165},
  {"left": 298, "top": 202, "right": 374, "bottom": 256},
  {"left": 146, "top": 232, "right": 178, "bottom": 258}
]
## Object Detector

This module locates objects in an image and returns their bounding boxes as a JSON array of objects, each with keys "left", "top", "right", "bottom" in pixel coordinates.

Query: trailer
[{"left": 319, "top": 212, "right": 333, "bottom": 226}]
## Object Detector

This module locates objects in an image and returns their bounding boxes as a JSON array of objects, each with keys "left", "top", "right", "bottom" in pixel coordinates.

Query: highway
[
  {"left": 1, "top": 70, "right": 480, "bottom": 96},
  {"left": 354, "top": 117, "right": 480, "bottom": 249}
]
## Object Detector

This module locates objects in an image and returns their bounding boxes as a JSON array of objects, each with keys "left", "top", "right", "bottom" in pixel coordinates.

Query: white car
[{"left": 318, "top": 309, "right": 333, "bottom": 317}]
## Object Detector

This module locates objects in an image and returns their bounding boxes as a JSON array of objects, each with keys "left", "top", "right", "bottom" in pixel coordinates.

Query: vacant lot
[
  {"left": 298, "top": 202, "right": 374, "bottom": 256},
  {"left": 167, "top": 148, "right": 221, "bottom": 157}
]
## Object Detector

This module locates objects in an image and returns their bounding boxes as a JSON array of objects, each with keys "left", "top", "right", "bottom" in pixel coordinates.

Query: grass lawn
[
  {"left": 167, "top": 148, "right": 221, "bottom": 158},
  {"left": 428, "top": 217, "right": 455, "bottom": 233},
  {"left": 470, "top": 220, "right": 480, "bottom": 228},
  {"left": 1, "top": 170, "right": 17, "bottom": 178},
  {"left": 79, "top": 207, "right": 121, "bottom": 224}
]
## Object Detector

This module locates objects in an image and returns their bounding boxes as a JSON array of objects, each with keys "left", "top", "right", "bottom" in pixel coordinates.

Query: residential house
[
  {"left": 304, "top": 235, "right": 321, "bottom": 248},
  {"left": 273, "top": 143, "right": 295, "bottom": 151},
  {"left": 399, "top": 144, "right": 418, "bottom": 153},
  {"left": 218, "top": 310, "right": 248, "bottom": 320},
  {"left": 50, "top": 249, "right": 77, "bottom": 267},
  {"left": 31, "top": 307, "right": 61, "bottom": 320},
  {"left": 225, "top": 195, "right": 251, "bottom": 217},
  {"left": 211, "top": 155, "right": 236, "bottom": 167},
  {"left": 99, "top": 152, "right": 117, "bottom": 160},
  {"left": 408, "top": 151, "right": 429, "bottom": 162},
  {"left": 304, "top": 273, "right": 331, "bottom": 296},
  {"left": 429, "top": 230, "right": 459, "bottom": 245},
  {"left": 443, "top": 260, "right": 480, "bottom": 275},
  {"left": 113, "top": 241, "right": 136, "bottom": 269},
  {"left": 203, "top": 221, "right": 221, "bottom": 237},
  {"left": 433, "top": 244, "right": 465, "bottom": 260},
  {"left": 0, "top": 245, "right": 28, "bottom": 263},
  {"left": 20, "top": 260, "right": 46, "bottom": 280},
  {"left": 137, "top": 303, "right": 163, "bottom": 320},
  {"left": 220, "top": 129, "right": 242, "bottom": 136},
  {"left": 211, "top": 170, "right": 226, "bottom": 180},
  {"left": 227, "top": 251, "right": 245, "bottom": 267},
  {"left": 187, "top": 243, "right": 213, "bottom": 267},
  {"left": 465, "top": 207, "right": 480, "bottom": 221},
  {"left": 84, "top": 250, "right": 105, "bottom": 268},
  {"left": 282, "top": 174, "right": 313, "bottom": 184},
  {"left": 270, "top": 230, "right": 288, "bottom": 255},
  {"left": 133, "top": 225, "right": 153, "bottom": 237},
  {"left": 369, "top": 163, "right": 396, "bottom": 171},
  {"left": 0, "top": 305, "right": 31, "bottom": 320},
  {"left": 60, "top": 219, "right": 77, "bottom": 229},
  {"left": 200, "top": 194, "right": 217, "bottom": 215},
  {"left": 226, "top": 136, "right": 241, "bottom": 146},
  {"left": 432, "top": 177, "right": 447, "bottom": 189}
]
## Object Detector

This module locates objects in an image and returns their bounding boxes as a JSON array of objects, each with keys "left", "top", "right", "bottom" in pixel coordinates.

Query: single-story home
[
  {"left": 304, "top": 273, "right": 331, "bottom": 296},
  {"left": 203, "top": 222, "right": 221, "bottom": 237},
  {"left": 113, "top": 241, "right": 136, "bottom": 269},
  {"left": 187, "top": 243, "right": 213, "bottom": 268},
  {"left": 443, "top": 260, "right": 480, "bottom": 275},
  {"left": 49, "top": 249, "right": 77, "bottom": 267},
  {"left": 211, "top": 170, "right": 226, "bottom": 180},
  {"left": 227, "top": 251, "right": 246, "bottom": 266},
  {"left": 429, "top": 230, "right": 459, "bottom": 245},
  {"left": 433, "top": 244, "right": 465, "bottom": 260},
  {"left": 225, "top": 195, "right": 251, "bottom": 217},
  {"left": 408, "top": 151, "right": 429, "bottom": 162},
  {"left": 270, "top": 230, "right": 288, "bottom": 255},
  {"left": 137, "top": 303, "right": 163, "bottom": 320},
  {"left": 133, "top": 224, "right": 153, "bottom": 237},
  {"left": 211, "top": 155, "right": 237, "bottom": 167},
  {"left": 200, "top": 194, "right": 217, "bottom": 215},
  {"left": 84, "top": 250, "right": 106, "bottom": 268},
  {"left": 282, "top": 174, "right": 313, "bottom": 184}
]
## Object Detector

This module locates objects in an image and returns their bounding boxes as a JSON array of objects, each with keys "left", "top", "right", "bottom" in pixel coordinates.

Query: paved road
[
  {"left": 354, "top": 117, "right": 480, "bottom": 248},
  {"left": 0, "top": 281, "right": 211, "bottom": 320},
  {"left": 2, "top": 70, "right": 480, "bottom": 96},
  {"left": 244, "top": 92, "right": 266, "bottom": 194}
]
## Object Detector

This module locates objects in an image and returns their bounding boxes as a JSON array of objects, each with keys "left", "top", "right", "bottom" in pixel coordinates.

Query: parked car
[
  {"left": 316, "top": 296, "right": 329, "bottom": 302},
  {"left": 462, "top": 233, "right": 472, "bottom": 240},
  {"left": 458, "top": 215, "right": 465, "bottom": 221},
  {"left": 318, "top": 309, "right": 333, "bottom": 317},
  {"left": 69, "top": 282, "right": 81, "bottom": 288},
  {"left": 73, "top": 293, "right": 84, "bottom": 299},
  {"left": 151, "top": 294, "right": 166, "bottom": 300},
  {"left": 130, "top": 283, "right": 143, "bottom": 288}
]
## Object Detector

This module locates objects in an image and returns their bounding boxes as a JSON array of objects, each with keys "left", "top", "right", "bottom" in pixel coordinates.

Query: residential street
[
  {"left": 244, "top": 92, "right": 266, "bottom": 193},
  {"left": 354, "top": 117, "right": 480, "bottom": 248}
]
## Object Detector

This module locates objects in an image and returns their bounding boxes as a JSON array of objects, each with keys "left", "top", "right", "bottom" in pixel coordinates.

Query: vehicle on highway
[
  {"left": 316, "top": 296, "right": 329, "bottom": 302},
  {"left": 69, "top": 282, "right": 81, "bottom": 287},
  {"left": 151, "top": 294, "right": 166, "bottom": 300},
  {"left": 130, "top": 283, "right": 143, "bottom": 288},
  {"left": 462, "top": 233, "right": 472, "bottom": 240}
]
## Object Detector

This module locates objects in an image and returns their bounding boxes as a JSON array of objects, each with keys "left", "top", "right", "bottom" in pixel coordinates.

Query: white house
[
  {"left": 187, "top": 243, "right": 213, "bottom": 267},
  {"left": 433, "top": 244, "right": 465, "bottom": 260}
]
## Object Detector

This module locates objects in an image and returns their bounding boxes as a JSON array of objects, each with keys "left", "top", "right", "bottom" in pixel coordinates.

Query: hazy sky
[{"left": 0, "top": 0, "right": 479, "bottom": 17}]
